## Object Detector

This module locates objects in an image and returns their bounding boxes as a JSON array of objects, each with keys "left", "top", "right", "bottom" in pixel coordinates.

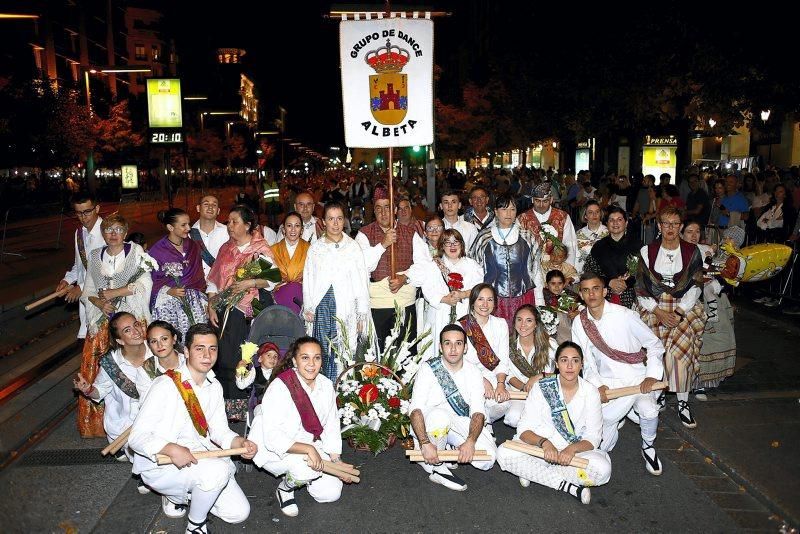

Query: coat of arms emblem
[{"left": 366, "top": 40, "right": 409, "bottom": 125}]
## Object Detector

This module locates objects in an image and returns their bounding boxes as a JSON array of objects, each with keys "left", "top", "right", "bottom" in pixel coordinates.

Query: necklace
[
  {"left": 497, "top": 222, "right": 515, "bottom": 244},
  {"left": 168, "top": 237, "right": 183, "bottom": 248},
  {"left": 326, "top": 234, "right": 343, "bottom": 249}
]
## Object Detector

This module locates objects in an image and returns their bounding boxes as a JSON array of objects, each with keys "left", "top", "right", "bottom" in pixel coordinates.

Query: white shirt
[
  {"left": 92, "top": 348, "right": 153, "bottom": 440},
  {"left": 444, "top": 216, "right": 478, "bottom": 252},
  {"left": 135, "top": 352, "right": 186, "bottom": 401},
  {"left": 410, "top": 360, "right": 486, "bottom": 419},
  {"left": 571, "top": 301, "right": 665, "bottom": 388},
  {"left": 506, "top": 337, "right": 557, "bottom": 385},
  {"left": 515, "top": 376, "right": 603, "bottom": 450},
  {"left": 250, "top": 371, "right": 341, "bottom": 466},
  {"left": 192, "top": 220, "right": 229, "bottom": 278},
  {"left": 64, "top": 217, "right": 104, "bottom": 338},
  {"left": 129, "top": 363, "right": 238, "bottom": 474},
  {"left": 262, "top": 225, "right": 279, "bottom": 246},
  {"left": 463, "top": 314, "right": 510, "bottom": 385},
  {"left": 236, "top": 366, "right": 272, "bottom": 390},
  {"left": 534, "top": 207, "right": 578, "bottom": 266},
  {"left": 637, "top": 245, "right": 701, "bottom": 312},
  {"left": 575, "top": 223, "right": 608, "bottom": 274},
  {"left": 757, "top": 203, "right": 784, "bottom": 230}
]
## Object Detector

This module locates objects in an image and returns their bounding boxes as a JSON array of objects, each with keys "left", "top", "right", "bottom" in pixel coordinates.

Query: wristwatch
[{"left": 419, "top": 438, "right": 431, "bottom": 446}]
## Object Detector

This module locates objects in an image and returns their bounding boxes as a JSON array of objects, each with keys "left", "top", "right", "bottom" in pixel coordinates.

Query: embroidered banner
[{"left": 340, "top": 18, "right": 433, "bottom": 148}]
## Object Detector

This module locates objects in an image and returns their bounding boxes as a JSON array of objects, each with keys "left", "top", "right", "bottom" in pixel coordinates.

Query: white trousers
[
  {"left": 503, "top": 399, "right": 526, "bottom": 428},
  {"left": 497, "top": 445, "right": 611, "bottom": 489},
  {"left": 599, "top": 391, "right": 660, "bottom": 451},
  {"left": 140, "top": 458, "right": 249, "bottom": 524},
  {"left": 484, "top": 398, "right": 511, "bottom": 423},
  {"left": 412, "top": 407, "right": 497, "bottom": 473},
  {"left": 261, "top": 451, "right": 342, "bottom": 503}
]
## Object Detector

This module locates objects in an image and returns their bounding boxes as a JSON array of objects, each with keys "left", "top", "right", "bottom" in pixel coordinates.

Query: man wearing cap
[
  {"left": 355, "top": 184, "right": 421, "bottom": 351},
  {"left": 440, "top": 190, "right": 478, "bottom": 252},
  {"left": 519, "top": 182, "right": 579, "bottom": 270}
]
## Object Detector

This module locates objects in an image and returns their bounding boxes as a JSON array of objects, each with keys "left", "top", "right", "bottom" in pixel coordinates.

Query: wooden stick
[
  {"left": 156, "top": 447, "right": 249, "bottom": 465},
  {"left": 322, "top": 460, "right": 360, "bottom": 477},
  {"left": 605, "top": 381, "right": 668, "bottom": 401},
  {"left": 405, "top": 449, "right": 489, "bottom": 456},
  {"left": 502, "top": 440, "right": 589, "bottom": 469},
  {"left": 304, "top": 457, "right": 361, "bottom": 483},
  {"left": 508, "top": 391, "right": 528, "bottom": 400},
  {"left": 25, "top": 288, "right": 70, "bottom": 311},
  {"left": 101, "top": 427, "right": 131, "bottom": 456}
]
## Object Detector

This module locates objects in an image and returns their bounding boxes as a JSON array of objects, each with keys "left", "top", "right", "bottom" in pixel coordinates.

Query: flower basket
[{"left": 336, "top": 361, "right": 410, "bottom": 455}]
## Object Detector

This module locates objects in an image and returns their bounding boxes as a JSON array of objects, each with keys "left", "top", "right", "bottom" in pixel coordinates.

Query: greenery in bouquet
[
  {"left": 333, "top": 305, "right": 431, "bottom": 454},
  {"left": 557, "top": 292, "right": 578, "bottom": 313},
  {"left": 537, "top": 305, "right": 560, "bottom": 336},
  {"left": 625, "top": 254, "right": 640, "bottom": 279},
  {"left": 211, "top": 255, "right": 282, "bottom": 312}
]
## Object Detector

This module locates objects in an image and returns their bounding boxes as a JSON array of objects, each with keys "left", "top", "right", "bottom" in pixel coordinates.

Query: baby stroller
[{"left": 245, "top": 305, "right": 306, "bottom": 432}]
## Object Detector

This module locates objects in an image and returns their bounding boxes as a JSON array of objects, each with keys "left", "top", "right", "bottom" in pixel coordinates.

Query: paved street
[{"left": 0, "top": 298, "right": 797, "bottom": 532}]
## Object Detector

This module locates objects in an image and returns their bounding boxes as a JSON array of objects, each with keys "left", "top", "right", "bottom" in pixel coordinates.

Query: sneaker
[
  {"left": 114, "top": 450, "right": 129, "bottom": 463},
  {"left": 677, "top": 400, "right": 698, "bottom": 428},
  {"left": 162, "top": 496, "right": 187, "bottom": 518},
  {"left": 753, "top": 296, "right": 770, "bottom": 304},
  {"left": 185, "top": 517, "right": 209, "bottom": 534},
  {"left": 694, "top": 389, "right": 708, "bottom": 402},
  {"left": 558, "top": 480, "right": 591, "bottom": 504},
  {"left": 519, "top": 477, "right": 530, "bottom": 488},
  {"left": 429, "top": 467, "right": 468, "bottom": 491},
  {"left": 136, "top": 479, "right": 151, "bottom": 495},
  {"left": 641, "top": 445, "right": 663, "bottom": 476},
  {"left": 275, "top": 487, "right": 298, "bottom": 517},
  {"left": 763, "top": 298, "right": 780, "bottom": 307}
]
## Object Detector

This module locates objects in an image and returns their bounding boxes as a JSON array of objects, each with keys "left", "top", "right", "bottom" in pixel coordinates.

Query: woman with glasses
[
  {"left": 149, "top": 208, "right": 208, "bottom": 340},
  {"left": 406, "top": 229, "right": 484, "bottom": 360},
  {"left": 79, "top": 213, "right": 154, "bottom": 438},
  {"left": 413, "top": 215, "right": 445, "bottom": 263},
  {"left": 470, "top": 193, "right": 543, "bottom": 329},
  {"left": 637, "top": 206, "right": 707, "bottom": 428}
]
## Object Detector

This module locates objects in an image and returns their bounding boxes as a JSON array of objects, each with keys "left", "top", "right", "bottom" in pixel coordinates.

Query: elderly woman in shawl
[
  {"left": 206, "top": 204, "right": 275, "bottom": 421},
  {"left": 636, "top": 206, "right": 706, "bottom": 430},
  {"left": 271, "top": 211, "right": 310, "bottom": 314},
  {"left": 149, "top": 208, "right": 208, "bottom": 339}
]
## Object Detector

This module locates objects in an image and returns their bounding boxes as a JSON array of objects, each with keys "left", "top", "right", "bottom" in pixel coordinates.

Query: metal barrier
[{"left": 0, "top": 203, "right": 65, "bottom": 264}]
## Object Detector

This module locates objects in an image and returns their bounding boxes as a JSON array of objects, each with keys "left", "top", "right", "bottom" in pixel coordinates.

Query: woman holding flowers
[
  {"left": 406, "top": 228, "right": 484, "bottom": 361},
  {"left": 207, "top": 204, "right": 275, "bottom": 421},
  {"left": 79, "top": 213, "right": 154, "bottom": 437},
  {"left": 503, "top": 304, "right": 558, "bottom": 427},
  {"left": 249, "top": 336, "right": 352, "bottom": 517},
  {"left": 302, "top": 201, "right": 370, "bottom": 383},
  {"left": 470, "top": 193, "right": 544, "bottom": 329},
  {"left": 149, "top": 208, "right": 208, "bottom": 339}
]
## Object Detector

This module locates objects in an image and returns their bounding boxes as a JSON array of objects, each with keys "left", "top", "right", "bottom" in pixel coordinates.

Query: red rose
[
  {"left": 450, "top": 273, "right": 463, "bottom": 281},
  {"left": 388, "top": 396, "right": 401, "bottom": 409},
  {"left": 381, "top": 367, "right": 391, "bottom": 377},
  {"left": 358, "top": 383, "right": 379, "bottom": 405}
]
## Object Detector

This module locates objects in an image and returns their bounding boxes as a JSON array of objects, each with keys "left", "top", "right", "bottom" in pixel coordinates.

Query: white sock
[
  {"left": 187, "top": 486, "right": 222, "bottom": 525},
  {"left": 676, "top": 392, "right": 689, "bottom": 403},
  {"left": 640, "top": 416, "right": 658, "bottom": 445}
]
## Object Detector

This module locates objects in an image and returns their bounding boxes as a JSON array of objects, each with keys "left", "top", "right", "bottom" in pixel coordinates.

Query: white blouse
[
  {"left": 637, "top": 244, "right": 701, "bottom": 312},
  {"left": 463, "top": 314, "right": 510, "bottom": 385}
]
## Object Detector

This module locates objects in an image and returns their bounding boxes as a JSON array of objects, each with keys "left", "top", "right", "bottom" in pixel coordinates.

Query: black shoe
[
  {"left": 642, "top": 444, "right": 663, "bottom": 476},
  {"left": 185, "top": 517, "right": 209, "bottom": 534},
  {"left": 656, "top": 391, "right": 666, "bottom": 412},
  {"left": 558, "top": 480, "right": 591, "bottom": 504},
  {"left": 677, "top": 400, "right": 697, "bottom": 428},
  {"left": 276, "top": 486, "right": 298, "bottom": 517}
]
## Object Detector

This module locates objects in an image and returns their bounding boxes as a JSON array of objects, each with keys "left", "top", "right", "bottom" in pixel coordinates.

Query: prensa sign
[{"left": 340, "top": 18, "right": 434, "bottom": 148}]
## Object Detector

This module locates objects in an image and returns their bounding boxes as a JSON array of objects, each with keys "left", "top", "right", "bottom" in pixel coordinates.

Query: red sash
[
  {"left": 165, "top": 370, "right": 209, "bottom": 437},
  {"left": 459, "top": 314, "right": 500, "bottom": 371},
  {"left": 278, "top": 369, "right": 324, "bottom": 441},
  {"left": 579, "top": 309, "right": 646, "bottom": 365}
]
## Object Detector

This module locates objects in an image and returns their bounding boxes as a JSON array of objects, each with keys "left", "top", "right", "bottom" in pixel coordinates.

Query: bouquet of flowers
[
  {"left": 334, "top": 305, "right": 431, "bottom": 454},
  {"left": 97, "top": 252, "right": 158, "bottom": 326},
  {"left": 236, "top": 341, "right": 259, "bottom": 378},
  {"left": 162, "top": 261, "right": 196, "bottom": 325},
  {"left": 446, "top": 272, "right": 464, "bottom": 323},
  {"left": 537, "top": 305, "right": 560, "bottom": 336},
  {"left": 625, "top": 254, "right": 640, "bottom": 279},
  {"left": 540, "top": 223, "right": 564, "bottom": 248},
  {"left": 211, "top": 255, "right": 281, "bottom": 335},
  {"left": 557, "top": 292, "right": 578, "bottom": 313}
]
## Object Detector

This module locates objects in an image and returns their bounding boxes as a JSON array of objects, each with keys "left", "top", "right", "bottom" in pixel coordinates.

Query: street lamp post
[{"left": 760, "top": 109, "right": 772, "bottom": 166}]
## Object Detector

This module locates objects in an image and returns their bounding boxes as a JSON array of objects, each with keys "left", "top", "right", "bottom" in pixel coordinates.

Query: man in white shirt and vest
[
  {"left": 190, "top": 195, "right": 228, "bottom": 278},
  {"left": 440, "top": 190, "right": 478, "bottom": 252},
  {"left": 57, "top": 193, "right": 104, "bottom": 339}
]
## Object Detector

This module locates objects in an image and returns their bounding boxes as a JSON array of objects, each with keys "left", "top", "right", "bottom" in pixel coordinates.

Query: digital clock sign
[{"left": 150, "top": 130, "right": 183, "bottom": 144}]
